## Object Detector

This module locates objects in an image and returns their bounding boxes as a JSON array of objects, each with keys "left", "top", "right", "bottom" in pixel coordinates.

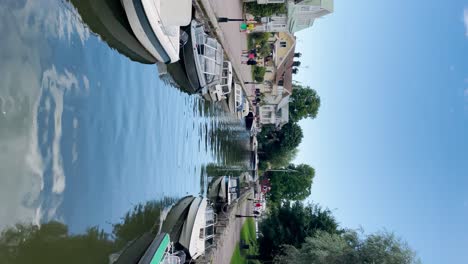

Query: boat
[
  {"left": 182, "top": 20, "right": 224, "bottom": 94},
  {"left": 139, "top": 233, "right": 186, "bottom": 264},
  {"left": 207, "top": 176, "right": 240, "bottom": 211},
  {"left": 161, "top": 196, "right": 216, "bottom": 260},
  {"left": 110, "top": 233, "right": 186, "bottom": 264},
  {"left": 161, "top": 196, "right": 196, "bottom": 244},
  {"left": 209, "top": 61, "right": 233, "bottom": 101},
  {"left": 121, "top": 0, "right": 192, "bottom": 64},
  {"left": 70, "top": 0, "right": 157, "bottom": 64},
  {"left": 232, "top": 83, "right": 250, "bottom": 119}
]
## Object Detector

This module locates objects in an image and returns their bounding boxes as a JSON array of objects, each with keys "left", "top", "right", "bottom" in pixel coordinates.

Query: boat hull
[
  {"left": 138, "top": 233, "right": 170, "bottom": 264},
  {"left": 161, "top": 196, "right": 196, "bottom": 244},
  {"left": 179, "top": 197, "right": 206, "bottom": 259},
  {"left": 70, "top": 0, "right": 157, "bottom": 64},
  {"left": 121, "top": 0, "right": 174, "bottom": 63},
  {"left": 181, "top": 23, "right": 203, "bottom": 92}
]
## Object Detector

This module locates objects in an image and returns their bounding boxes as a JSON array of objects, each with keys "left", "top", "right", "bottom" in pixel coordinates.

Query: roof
[{"left": 275, "top": 43, "right": 296, "bottom": 94}]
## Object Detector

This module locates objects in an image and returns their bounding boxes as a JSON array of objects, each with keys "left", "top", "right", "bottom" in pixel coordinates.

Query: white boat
[
  {"left": 182, "top": 20, "right": 224, "bottom": 94},
  {"left": 209, "top": 61, "right": 232, "bottom": 101},
  {"left": 207, "top": 176, "right": 240, "bottom": 210},
  {"left": 233, "top": 83, "right": 250, "bottom": 119},
  {"left": 121, "top": 0, "right": 192, "bottom": 64},
  {"left": 178, "top": 197, "right": 216, "bottom": 260}
]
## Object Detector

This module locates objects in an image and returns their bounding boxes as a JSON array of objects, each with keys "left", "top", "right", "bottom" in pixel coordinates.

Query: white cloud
[{"left": 464, "top": 8, "right": 468, "bottom": 37}]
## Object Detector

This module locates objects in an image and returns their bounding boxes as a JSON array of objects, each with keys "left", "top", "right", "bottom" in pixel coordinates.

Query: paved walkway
[
  {"left": 195, "top": 0, "right": 257, "bottom": 113},
  {"left": 203, "top": 188, "right": 254, "bottom": 263}
]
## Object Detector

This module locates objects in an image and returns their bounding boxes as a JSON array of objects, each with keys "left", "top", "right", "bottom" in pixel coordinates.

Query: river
[{"left": 0, "top": 0, "right": 251, "bottom": 262}]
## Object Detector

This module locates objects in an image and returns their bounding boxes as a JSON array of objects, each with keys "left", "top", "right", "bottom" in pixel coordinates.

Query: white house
[
  {"left": 248, "top": 0, "right": 334, "bottom": 33},
  {"left": 258, "top": 35, "right": 296, "bottom": 128}
]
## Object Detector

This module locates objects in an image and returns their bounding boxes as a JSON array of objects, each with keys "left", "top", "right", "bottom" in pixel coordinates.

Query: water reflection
[{"left": 0, "top": 199, "right": 170, "bottom": 264}]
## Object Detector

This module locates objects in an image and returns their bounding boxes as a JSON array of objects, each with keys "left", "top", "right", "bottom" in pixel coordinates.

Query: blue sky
[{"left": 294, "top": 1, "right": 468, "bottom": 263}]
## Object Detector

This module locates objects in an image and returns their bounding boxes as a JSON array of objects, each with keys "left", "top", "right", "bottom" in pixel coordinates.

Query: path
[{"left": 202, "top": 188, "right": 254, "bottom": 263}]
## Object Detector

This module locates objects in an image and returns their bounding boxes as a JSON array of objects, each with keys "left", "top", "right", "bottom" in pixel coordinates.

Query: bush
[
  {"left": 248, "top": 33, "right": 272, "bottom": 58},
  {"left": 253, "top": 66, "right": 266, "bottom": 82},
  {"left": 245, "top": 3, "right": 287, "bottom": 17}
]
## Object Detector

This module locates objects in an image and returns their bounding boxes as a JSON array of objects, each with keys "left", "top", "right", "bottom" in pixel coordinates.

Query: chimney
[{"left": 292, "top": 61, "right": 301, "bottom": 67}]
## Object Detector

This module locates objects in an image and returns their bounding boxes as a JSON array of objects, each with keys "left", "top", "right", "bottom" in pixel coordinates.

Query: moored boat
[
  {"left": 121, "top": 0, "right": 192, "bottom": 64},
  {"left": 110, "top": 233, "right": 186, "bottom": 264},
  {"left": 207, "top": 176, "right": 240, "bottom": 211},
  {"left": 209, "top": 61, "right": 233, "bottom": 101},
  {"left": 70, "top": 0, "right": 157, "bottom": 64},
  {"left": 182, "top": 20, "right": 224, "bottom": 94},
  {"left": 161, "top": 196, "right": 216, "bottom": 260}
]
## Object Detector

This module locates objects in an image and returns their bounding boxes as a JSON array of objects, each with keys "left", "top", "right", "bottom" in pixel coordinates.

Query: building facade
[
  {"left": 247, "top": 0, "right": 334, "bottom": 33},
  {"left": 258, "top": 32, "right": 296, "bottom": 128}
]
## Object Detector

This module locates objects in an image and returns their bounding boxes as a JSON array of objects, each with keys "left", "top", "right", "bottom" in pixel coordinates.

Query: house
[
  {"left": 258, "top": 32, "right": 297, "bottom": 128},
  {"left": 247, "top": 0, "right": 334, "bottom": 33}
]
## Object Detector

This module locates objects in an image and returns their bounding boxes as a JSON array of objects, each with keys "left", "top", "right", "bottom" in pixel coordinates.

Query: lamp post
[{"left": 217, "top": 17, "right": 245, "bottom": 22}]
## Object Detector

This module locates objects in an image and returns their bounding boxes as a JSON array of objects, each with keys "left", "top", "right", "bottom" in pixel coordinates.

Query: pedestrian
[
  {"left": 241, "top": 59, "right": 257, "bottom": 65},
  {"left": 240, "top": 23, "right": 248, "bottom": 32},
  {"left": 242, "top": 52, "right": 255, "bottom": 59}
]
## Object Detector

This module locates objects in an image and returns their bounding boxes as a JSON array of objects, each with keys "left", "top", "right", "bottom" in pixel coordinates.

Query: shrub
[
  {"left": 253, "top": 66, "right": 266, "bottom": 82},
  {"left": 245, "top": 3, "right": 287, "bottom": 17}
]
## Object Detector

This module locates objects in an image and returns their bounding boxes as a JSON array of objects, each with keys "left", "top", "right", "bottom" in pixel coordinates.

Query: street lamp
[{"left": 217, "top": 17, "right": 245, "bottom": 22}]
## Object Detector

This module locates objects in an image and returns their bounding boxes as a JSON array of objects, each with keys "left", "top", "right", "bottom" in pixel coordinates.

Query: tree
[
  {"left": 267, "top": 164, "right": 315, "bottom": 202},
  {"left": 258, "top": 202, "right": 340, "bottom": 261},
  {"left": 290, "top": 85, "right": 321, "bottom": 122},
  {"left": 274, "top": 230, "right": 421, "bottom": 264},
  {"left": 0, "top": 222, "right": 113, "bottom": 264},
  {"left": 258, "top": 123, "right": 303, "bottom": 167}
]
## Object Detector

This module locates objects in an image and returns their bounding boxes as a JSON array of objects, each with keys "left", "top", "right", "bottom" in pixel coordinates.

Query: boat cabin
[
  {"left": 193, "top": 24, "right": 224, "bottom": 89},
  {"left": 211, "top": 61, "right": 233, "bottom": 101}
]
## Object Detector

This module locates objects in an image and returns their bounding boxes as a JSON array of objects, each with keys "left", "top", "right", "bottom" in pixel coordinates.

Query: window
[
  {"left": 280, "top": 41, "right": 287, "bottom": 48},
  {"left": 199, "top": 228, "right": 204, "bottom": 239}
]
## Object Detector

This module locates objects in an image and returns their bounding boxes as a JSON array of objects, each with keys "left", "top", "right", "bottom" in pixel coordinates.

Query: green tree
[
  {"left": 290, "top": 85, "right": 321, "bottom": 122},
  {"left": 0, "top": 222, "right": 113, "bottom": 264},
  {"left": 274, "top": 230, "right": 421, "bottom": 264},
  {"left": 258, "top": 202, "right": 340, "bottom": 261},
  {"left": 258, "top": 123, "right": 303, "bottom": 167},
  {"left": 267, "top": 148, "right": 298, "bottom": 169},
  {"left": 245, "top": 3, "right": 287, "bottom": 17},
  {"left": 267, "top": 164, "right": 315, "bottom": 202}
]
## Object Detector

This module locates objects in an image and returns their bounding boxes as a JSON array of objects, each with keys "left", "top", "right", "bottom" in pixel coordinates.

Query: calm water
[{"left": 0, "top": 0, "right": 250, "bottom": 261}]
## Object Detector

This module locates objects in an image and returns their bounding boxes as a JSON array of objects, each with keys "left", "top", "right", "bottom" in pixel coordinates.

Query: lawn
[{"left": 230, "top": 218, "right": 260, "bottom": 264}]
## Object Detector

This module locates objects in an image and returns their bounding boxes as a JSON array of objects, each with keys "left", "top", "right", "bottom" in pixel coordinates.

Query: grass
[{"left": 230, "top": 218, "right": 259, "bottom": 264}]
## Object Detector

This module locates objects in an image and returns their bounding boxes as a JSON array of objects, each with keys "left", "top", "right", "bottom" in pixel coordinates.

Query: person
[
  {"left": 242, "top": 59, "right": 257, "bottom": 65},
  {"left": 240, "top": 23, "right": 248, "bottom": 32}
]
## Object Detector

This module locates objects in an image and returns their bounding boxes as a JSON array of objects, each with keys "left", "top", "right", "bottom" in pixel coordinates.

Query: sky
[{"left": 294, "top": 1, "right": 468, "bottom": 263}]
